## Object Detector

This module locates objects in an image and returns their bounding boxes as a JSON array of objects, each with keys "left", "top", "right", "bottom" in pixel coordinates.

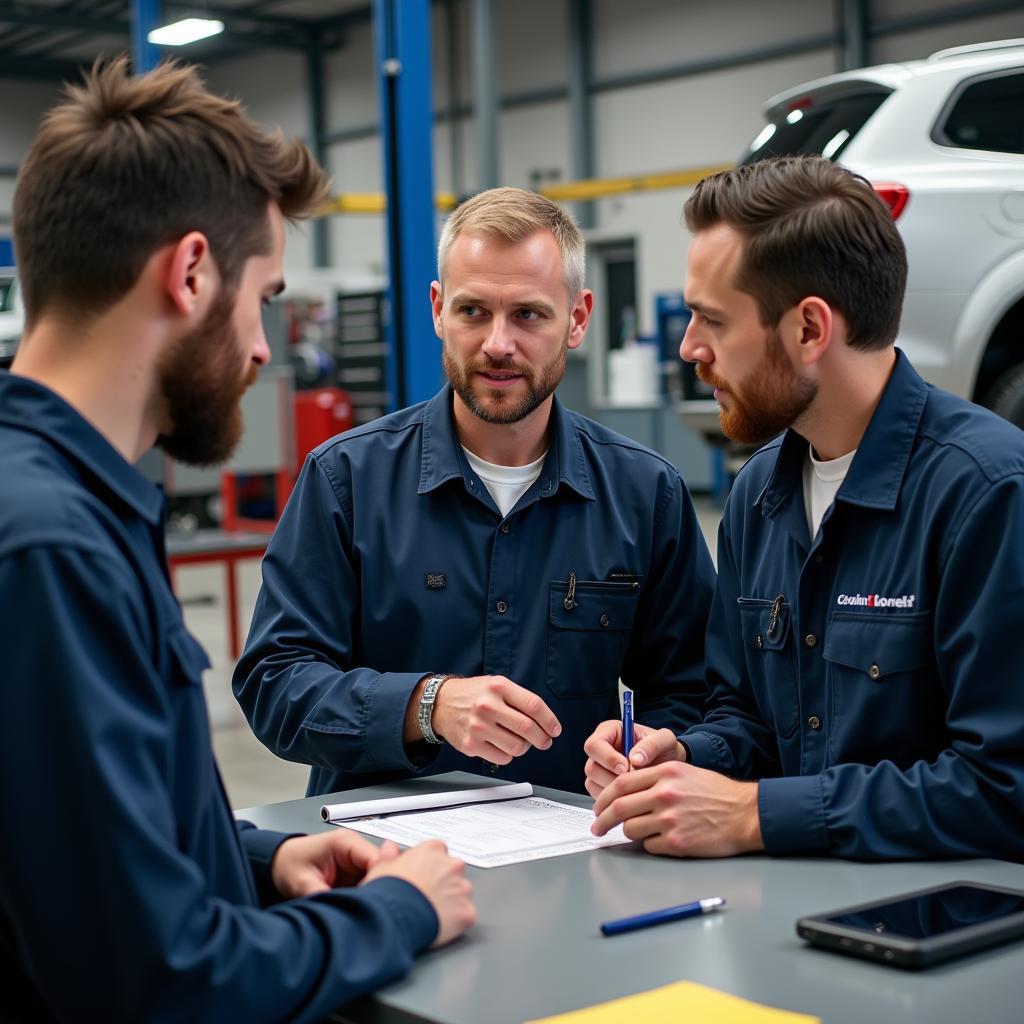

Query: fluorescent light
[
  {"left": 148, "top": 18, "right": 224, "bottom": 46},
  {"left": 750, "top": 124, "right": 777, "bottom": 152},
  {"left": 821, "top": 129, "right": 850, "bottom": 160}
]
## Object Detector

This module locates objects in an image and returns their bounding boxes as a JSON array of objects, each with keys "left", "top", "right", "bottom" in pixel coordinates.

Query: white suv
[{"left": 678, "top": 38, "right": 1024, "bottom": 438}]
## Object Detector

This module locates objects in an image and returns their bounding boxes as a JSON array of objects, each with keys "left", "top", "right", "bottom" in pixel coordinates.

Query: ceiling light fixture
[{"left": 147, "top": 17, "right": 224, "bottom": 47}]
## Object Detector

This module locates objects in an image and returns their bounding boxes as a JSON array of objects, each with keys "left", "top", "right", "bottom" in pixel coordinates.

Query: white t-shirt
[
  {"left": 463, "top": 447, "right": 547, "bottom": 517},
  {"left": 802, "top": 443, "right": 857, "bottom": 539}
]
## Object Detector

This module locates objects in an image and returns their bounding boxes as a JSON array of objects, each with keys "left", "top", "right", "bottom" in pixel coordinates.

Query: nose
[
  {"left": 252, "top": 327, "right": 271, "bottom": 368},
  {"left": 679, "top": 317, "right": 710, "bottom": 365},
  {"left": 481, "top": 315, "right": 517, "bottom": 361}
]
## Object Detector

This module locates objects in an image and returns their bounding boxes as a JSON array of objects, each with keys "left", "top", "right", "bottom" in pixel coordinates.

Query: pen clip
[
  {"left": 563, "top": 571, "right": 577, "bottom": 611},
  {"left": 767, "top": 594, "right": 784, "bottom": 642}
]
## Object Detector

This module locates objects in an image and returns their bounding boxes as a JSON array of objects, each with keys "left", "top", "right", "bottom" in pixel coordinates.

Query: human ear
[
  {"left": 163, "top": 232, "right": 214, "bottom": 318},
  {"left": 567, "top": 289, "right": 593, "bottom": 350},
  {"left": 793, "top": 296, "right": 833, "bottom": 366}
]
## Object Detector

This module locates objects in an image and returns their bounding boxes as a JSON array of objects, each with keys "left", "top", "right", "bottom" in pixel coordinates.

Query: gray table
[{"left": 238, "top": 772, "right": 1024, "bottom": 1024}]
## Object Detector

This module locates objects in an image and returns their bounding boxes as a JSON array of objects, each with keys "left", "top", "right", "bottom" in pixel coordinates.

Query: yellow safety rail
[{"left": 316, "top": 163, "right": 733, "bottom": 216}]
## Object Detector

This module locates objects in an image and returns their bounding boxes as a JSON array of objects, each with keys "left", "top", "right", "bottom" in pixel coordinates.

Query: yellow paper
[{"left": 525, "top": 980, "right": 820, "bottom": 1024}]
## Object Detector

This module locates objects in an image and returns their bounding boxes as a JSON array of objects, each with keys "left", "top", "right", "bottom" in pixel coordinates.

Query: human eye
[
  {"left": 517, "top": 308, "right": 543, "bottom": 321},
  {"left": 459, "top": 304, "right": 484, "bottom": 318}
]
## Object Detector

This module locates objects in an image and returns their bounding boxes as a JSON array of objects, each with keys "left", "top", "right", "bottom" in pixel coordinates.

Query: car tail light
[{"left": 873, "top": 182, "right": 910, "bottom": 220}]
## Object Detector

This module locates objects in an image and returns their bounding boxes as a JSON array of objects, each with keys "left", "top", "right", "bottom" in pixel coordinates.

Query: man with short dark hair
[
  {"left": 234, "top": 186, "right": 716, "bottom": 797},
  {"left": 586, "top": 155, "right": 1024, "bottom": 861},
  {"left": 0, "top": 58, "right": 474, "bottom": 1022}
]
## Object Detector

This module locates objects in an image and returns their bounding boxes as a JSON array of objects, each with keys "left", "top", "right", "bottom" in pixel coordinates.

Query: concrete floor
[{"left": 185, "top": 496, "right": 722, "bottom": 811}]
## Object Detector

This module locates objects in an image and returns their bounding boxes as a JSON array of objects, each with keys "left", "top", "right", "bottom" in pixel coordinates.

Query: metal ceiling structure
[{"left": 0, "top": 0, "right": 377, "bottom": 81}]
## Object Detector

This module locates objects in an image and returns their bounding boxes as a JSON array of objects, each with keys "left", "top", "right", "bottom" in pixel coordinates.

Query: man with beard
[
  {"left": 0, "top": 59, "right": 475, "bottom": 1022},
  {"left": 586, "top": 156, "right": 1024, "bottom": 861},
  {"left": 234, "top": 187, "right": 715, "bottom": 796}
]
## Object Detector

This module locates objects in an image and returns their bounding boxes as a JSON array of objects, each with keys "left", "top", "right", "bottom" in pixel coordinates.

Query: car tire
[{"left": 982, "top": 362, "right": 1024, "bottom": 430}]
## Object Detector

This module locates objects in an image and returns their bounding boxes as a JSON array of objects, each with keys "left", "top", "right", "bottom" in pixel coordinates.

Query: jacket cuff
[
  {"left": 757, "top": 775, "right": 830, "bottom": 854},
  {"left": 363, "top": 671, "right": 438, "bottom": 771},
  {"left": 679, "top": 729, "right": 732, "bottom": 774},
  {"left": 360, "top": 876, "right": 439, "bottom": 951},
  {"left": 236, "top": 821, "right": 303, "bottom": 905}
]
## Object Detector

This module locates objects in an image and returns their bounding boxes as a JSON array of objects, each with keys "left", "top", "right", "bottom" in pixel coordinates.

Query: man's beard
[
  {"left": 156, "top": 287, "right": 256, "bottom": 467},
  {"left": 441, "top": 328, "right": 568, "bottom": 425},
  {"left": 697, "top": 329, "right": 817, "bottom": 444}
]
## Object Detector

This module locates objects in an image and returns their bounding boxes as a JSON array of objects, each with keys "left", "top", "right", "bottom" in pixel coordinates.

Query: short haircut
[
  {"left": 13, "top": 56, "right": 330, "bottom": 328},
  {"left": 437, "top": 186, "right": 585, "bottom": 299},
  {"left": 684, "top": 156, "right": 907, "bottom": 351}
]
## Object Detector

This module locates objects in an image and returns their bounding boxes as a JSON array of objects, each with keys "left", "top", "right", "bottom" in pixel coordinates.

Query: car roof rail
[{"left": 928, "top": 38, "right": 1024, "bottom": 62}]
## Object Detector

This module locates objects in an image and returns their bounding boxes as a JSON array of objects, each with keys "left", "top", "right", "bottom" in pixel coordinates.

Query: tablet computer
[{"left": 796, "top": 881, "right": 1024, "bottom": 969}]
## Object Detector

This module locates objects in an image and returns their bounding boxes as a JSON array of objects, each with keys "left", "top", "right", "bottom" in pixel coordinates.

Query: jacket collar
[
  {"left": 757, "top": 348, "right": 929, "bottom": 517},
  {"left": 417, "top": 386, "right": 595, "bottom": 501},
  {"left": 0, "top": 372, "right": 165, "bottom": 524}
]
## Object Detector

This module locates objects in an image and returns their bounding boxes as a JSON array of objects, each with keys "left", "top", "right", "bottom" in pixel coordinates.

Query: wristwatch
[{"left": 417, "top": 674, "right": 449, "bottom": 745}]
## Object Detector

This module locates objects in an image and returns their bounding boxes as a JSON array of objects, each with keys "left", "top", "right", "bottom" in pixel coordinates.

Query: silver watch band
[{"left": 417, "top": 674, "right": 448, "bottom": 744}]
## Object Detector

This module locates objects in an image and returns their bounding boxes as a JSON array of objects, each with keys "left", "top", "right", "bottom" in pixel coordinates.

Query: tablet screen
[{"left": 826, "top": 885, "right": 1024, "bottom": 941}]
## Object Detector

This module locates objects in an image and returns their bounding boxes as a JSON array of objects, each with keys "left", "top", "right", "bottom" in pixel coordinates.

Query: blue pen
[
  {"left": 600, "top": 897, "right": 726, "bottom": 937},
  {"left": 621, "top": 690, "right": 634, "bottom": 766}
]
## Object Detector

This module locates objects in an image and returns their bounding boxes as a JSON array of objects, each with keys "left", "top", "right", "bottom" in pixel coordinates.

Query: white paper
[
  {"left": 330, "top": 795, "right": 629, "bottom": 868},
  {"left": 320, "top": 782, "right": 533, "bottom": 822}
]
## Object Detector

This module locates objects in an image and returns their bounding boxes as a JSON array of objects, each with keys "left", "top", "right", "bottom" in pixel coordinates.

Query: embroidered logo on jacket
[
  {"left": 837, "top": 592, "right": 916, "bottom": 609},
  {"left": 424, "top": 573, "right": 447, "bottom": 590}
]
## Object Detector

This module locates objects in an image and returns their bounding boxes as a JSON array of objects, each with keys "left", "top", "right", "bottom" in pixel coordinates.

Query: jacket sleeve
[
  {"left": 0, "top": 544, "right": 438, "bottom": 1023},
  {"left": 681, "top": 505, "right": 787, "bottom": 779},
  {"left": 756, "top": 474, "right": 1024, "bottom": 859},
  {"left": 233, "top": 453, "right": 435, "bottom": 775},
  {"left": 621, "top": 472, "right": 716, "bottom": 733}
]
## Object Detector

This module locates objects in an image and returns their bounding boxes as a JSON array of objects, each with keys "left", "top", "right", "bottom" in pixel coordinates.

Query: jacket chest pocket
[
  {"left": 823, "top": 612, "right": 934, "bottom": 761},
  {"left": 546, "top": 580, "right": 639, "bottom": 699},
  {"left": 738, "top": 596, "right": 799, "bottom": 738}
]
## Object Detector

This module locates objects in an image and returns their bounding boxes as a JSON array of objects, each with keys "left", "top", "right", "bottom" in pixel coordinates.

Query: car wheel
[{"left": 982, "top": 362, "right": 1024, "bottom": 431}]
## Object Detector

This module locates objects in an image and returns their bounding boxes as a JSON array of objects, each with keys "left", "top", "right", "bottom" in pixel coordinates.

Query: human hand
[
  {"left": 271, "top": 832, "right": 402, "bottom": 899},
  {"left": 583, "top": 719, "right": 684, "bottom": 799},
  {"left": 590, "top": 761, "right": 763, "bottom": 858},
  {"left": 362, "top": 839, "right": 476, "bottom": 947},
  {"left": 432, "top": 675, "right": 562, "bottom": 764}
]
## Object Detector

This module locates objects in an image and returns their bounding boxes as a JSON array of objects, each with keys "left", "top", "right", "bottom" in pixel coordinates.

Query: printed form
[{"left": 333, "top": 795, "right": 630, "bottom": 869}]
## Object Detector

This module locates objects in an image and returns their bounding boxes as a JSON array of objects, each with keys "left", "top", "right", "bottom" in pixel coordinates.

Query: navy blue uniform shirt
[
  {"left": 0, "top": 373, "right": 437, "bottom": 1022},
  {"left": 683, "top": 351, "right": 1024, "bottom": 860},
  {"left": 235, "top": 387, "right": 715, "bottom": 796}
]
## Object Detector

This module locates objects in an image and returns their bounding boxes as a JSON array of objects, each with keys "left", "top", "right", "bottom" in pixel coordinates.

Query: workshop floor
[{"left": 183, "top": 496, "right": 722, "bottom": 810}]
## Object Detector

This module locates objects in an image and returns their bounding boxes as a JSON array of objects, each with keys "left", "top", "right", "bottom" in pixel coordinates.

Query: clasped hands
[{"left": 583, "top": 719, "right": 764, "bottom": 858}]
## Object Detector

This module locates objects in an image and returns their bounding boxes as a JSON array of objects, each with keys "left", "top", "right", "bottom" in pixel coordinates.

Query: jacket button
[
  {"left": 808, "top": 715, "right": 822, "bottom": 730},
  {"left": 500, "top": 521, "right": 510, "bottom": 534},
  {"left": 496, "top": 600, "right": 508, "bottom": 614},
  {"left": 755, "top": 634, "right": 764, "bottom": 649},
  {"left": 813, "top": 553, "right": 823, "bottom": 564},
  {"left": 869, "top": 663, "right": 881, "bottom": 680},
  {"left": 804, "top": 634, "right": 817, "bottom": 647},
  {"left": 599, "top": 613, "right": 610, "bottom": 627}
]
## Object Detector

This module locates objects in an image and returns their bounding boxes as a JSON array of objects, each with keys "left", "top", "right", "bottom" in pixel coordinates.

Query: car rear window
[
  {"left": 741, "top": 88, "right": 891, "bottom": 165},
  {"left": 935, "top": 69, "right": 1024, "bottom": 155},
  {"left": 0, "top": 279, "right": 15, "bottom": 314}
]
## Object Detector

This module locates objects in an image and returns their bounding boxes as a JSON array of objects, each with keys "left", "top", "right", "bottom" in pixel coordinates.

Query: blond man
[{"left": 235, "top": 187, "right": 716, "bottom": 797}]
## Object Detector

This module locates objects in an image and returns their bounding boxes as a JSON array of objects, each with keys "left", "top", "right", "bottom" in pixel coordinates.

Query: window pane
[
  {"left": 741, "top": 90, "right": 890, "bottom": 166},
  {"left": 940, "top": 71, "right": 1024, "bottom": 155}
]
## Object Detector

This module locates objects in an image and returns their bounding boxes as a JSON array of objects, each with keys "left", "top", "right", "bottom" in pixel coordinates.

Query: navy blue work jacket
[
  {"left": 683, "top": 351, "right": 1024, "bottom": 860},
  {"left": 235, "top": 387, "right": 715, "bottom": 796},
  {"left": 0, "top": 374, "right": 437, "bottom": 1022}
]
